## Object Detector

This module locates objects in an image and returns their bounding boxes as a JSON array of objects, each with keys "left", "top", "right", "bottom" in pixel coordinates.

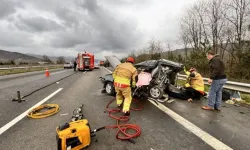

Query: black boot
[
  {"left": 117, "top": 105, "right": 122, "bottom": 109},
  {"left": 124, "top": 112, "right": 130, "bottom": 116}
]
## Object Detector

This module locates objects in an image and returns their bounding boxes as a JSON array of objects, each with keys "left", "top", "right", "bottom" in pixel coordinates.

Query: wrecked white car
[{"left": 99, "top": 56, "right": 184, "bottom": 102}]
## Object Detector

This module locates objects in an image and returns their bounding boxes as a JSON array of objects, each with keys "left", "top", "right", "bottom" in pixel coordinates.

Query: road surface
[{"left": 0, "top": 67, "right": 249, "bottom": 150}]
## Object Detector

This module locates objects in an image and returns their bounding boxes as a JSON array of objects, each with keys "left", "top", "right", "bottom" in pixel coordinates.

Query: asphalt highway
[{"left": 0, "top": 67, "right": 249, "bottom": 150}]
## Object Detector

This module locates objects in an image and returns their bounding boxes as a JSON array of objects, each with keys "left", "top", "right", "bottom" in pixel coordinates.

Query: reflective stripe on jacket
[
  {"left": 184, "top": 71, "right": 204, "bottom": 92},
  {"left": 112, "top": 62, "right": 137, "bottom": 88}
]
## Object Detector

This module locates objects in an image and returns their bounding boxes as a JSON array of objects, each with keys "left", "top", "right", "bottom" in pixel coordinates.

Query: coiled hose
[
  {"left": 104, "top": 98, "right": 144, "bottom": 143},
  {"left": 27, "top": 104, "right": 60, "bottom": 119}
]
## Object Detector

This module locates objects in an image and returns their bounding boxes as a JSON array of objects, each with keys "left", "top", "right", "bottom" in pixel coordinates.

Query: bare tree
[
  {"left": 135, "top": 48, "right": 150, "bottom": 63},
  {"left": 194, "top": 0, "right": 211, "bottom": 51},
  {"left": 207, "top": 0, "right": 231, "bottom": 59},
  {"left": 147, "top": 39, "right": 163, "bottom": 59},
  {"left": 57, "top": 56, "right": 65, "bottom": 64},
  {"left": 224, "top": 0, "right": 250, "bottom": 62},
  {"left": 178, "top": 0, "right": 250, "bottom": 81},
  {"left": 180, "top": 3, "right": 207, "bottom": 52},
  {"left": 179, "top": 24, "right": 190, "bottom": 61},
  {"left": 42, "top": 55, "right": 51, "bottom": 63}
]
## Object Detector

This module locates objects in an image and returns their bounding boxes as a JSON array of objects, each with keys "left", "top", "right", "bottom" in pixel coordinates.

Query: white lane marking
[
  {"left": 104, "top": 67, "right": 112, "bottom": 73},
  {"left": 148, "top": 100, "right": 233, "bottom": 150},
  {"left": 51, "top": 70, "right": 69, "bottom": 75},
  {"left": 104, "top": 67, "right": 233, "bottom": 150},
  {"left": 0, "top": 88, "right": 63, "bottom": 135}
]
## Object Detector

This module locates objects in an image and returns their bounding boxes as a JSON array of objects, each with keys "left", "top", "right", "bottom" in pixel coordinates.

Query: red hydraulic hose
[{"left": 104, "top": 98, "right": 143, "bottom": 142}]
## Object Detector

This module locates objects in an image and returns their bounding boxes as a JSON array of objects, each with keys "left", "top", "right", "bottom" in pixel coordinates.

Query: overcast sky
[{"left": 0, "top": 0, "right": 196, "bottom": 60}]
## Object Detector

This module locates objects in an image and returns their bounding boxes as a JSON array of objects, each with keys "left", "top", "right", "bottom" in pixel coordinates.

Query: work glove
[
  {"left": 183, "top": 66, "right": 191, "bottom": 76},
  {"left": 184, "top": 83, "right": 190, "bottom": 88},
  {"left": 183, "top": 66, "right": 187, "bottom": 72},
  {"left": 132, "top": 81, "right": 136, "bottom": 88}
]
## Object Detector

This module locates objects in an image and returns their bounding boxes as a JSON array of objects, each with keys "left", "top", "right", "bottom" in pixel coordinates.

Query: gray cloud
[
  {"left": 0, "top": 0, "right": 19, "bottom": 18},
  {"left": 55, "top": 7, "right": 81, "bottom": 27},
  {"left": 49, "top": 28, "right": 90, "bottom": 48},
  {"left": 15, "top": 15, "right": 63, "bottom": 32},
  {"left": 0, "top": 0, "right": 144, "bottom": 57},
  {"left": 0, "top": 28, "right": 33, "bottom": 47},
  {"left": 77, "top": 0, "right": 142, "bottom": 50},
  {"left": 0, "top": 0, "right": 182, "bottom": 59},
  {"left": 45, "top": 0, "right": 143, "bottom": 51}
]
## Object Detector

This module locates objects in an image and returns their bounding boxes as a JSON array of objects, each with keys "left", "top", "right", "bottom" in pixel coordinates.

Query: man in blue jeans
[{"left": 202, "top": 50, "right": 227, "bottom": 111}]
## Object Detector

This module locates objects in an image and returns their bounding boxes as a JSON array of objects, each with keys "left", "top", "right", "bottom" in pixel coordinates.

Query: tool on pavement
[
  {"left": 56, "top": 98, "right": 144, "bottom": 150},
  {"left": 56, "top": 104, "right": 105, "bottom": 150},
  {"left": 27, "top": 104, "right": 60, "bottom": 119},
  {"left": 10, "top": 71, "right": 78, "bottom": 103},
  {"left": 12, "top": 91, "right": 26, "bottom": 103}
]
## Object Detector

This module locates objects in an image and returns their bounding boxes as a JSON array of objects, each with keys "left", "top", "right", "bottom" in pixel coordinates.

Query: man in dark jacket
[
  {"left": 73, "top": 58, "right": 77, "bottom": 72},
  {"left": 202, "top": 50, "right": 227, "bottom": 111}
]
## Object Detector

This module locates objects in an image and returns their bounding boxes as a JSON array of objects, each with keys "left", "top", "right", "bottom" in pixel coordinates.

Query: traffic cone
[{"left": 45, "top": 68, "right": 50, "bottom": 77}]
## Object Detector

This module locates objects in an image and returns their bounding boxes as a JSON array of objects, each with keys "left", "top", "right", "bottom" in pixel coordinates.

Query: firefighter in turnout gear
[
  {"left": 183, "top": 67, "right": 205, "bottom": 101},
  {"left": 165, "top": 67, "right": 205, "bottom": 102},
  {"left": 112, "top": 57, "right": 137, "bottom": 116}
]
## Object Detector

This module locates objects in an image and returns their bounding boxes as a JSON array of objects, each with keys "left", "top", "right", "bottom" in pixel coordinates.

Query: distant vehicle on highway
[
  {"left": 99, "top": 61, "right": 105, "bottom": 66},
  {"left": 77, "top": 52, "right": 95, "bottom": 71},
  {"left": 64, "top": 62, "right": 73, "bottom": 69},
  {"left": 94, "top": 63, "right": 100, "bottom": 69}
]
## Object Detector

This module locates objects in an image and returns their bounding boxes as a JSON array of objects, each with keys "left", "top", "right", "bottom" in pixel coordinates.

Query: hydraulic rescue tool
[
  {"left": 56, "top": 104, "right": 105, "bottom": 150},
  {"left": 56, "top": 97, "right": 143, "bottom": 150}
]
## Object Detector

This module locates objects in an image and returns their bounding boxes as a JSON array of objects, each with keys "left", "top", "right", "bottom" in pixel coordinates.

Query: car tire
[
  {"left": 149, "top": 86, "right": 164, "bottom": 99},
  {"left": 105, "top": 82, "right": 115, "bottom": 96}
]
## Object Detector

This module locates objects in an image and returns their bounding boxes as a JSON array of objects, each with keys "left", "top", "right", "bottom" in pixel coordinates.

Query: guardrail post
[{"left": 12, "top": 91, "right": 26, "bottom": 103}]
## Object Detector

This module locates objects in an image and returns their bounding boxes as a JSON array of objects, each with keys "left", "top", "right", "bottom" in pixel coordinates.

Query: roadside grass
[
  {"left": 0, "top": 65, "right": 63, "bottom": 76},
  {"left": 176, "top": 79, "right": 250, "bottom": 105},
  {"left": 241, "top": 94, "right": 250, "bottom": 103}
]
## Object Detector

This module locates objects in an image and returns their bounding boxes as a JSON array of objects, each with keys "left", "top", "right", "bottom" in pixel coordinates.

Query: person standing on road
[
  {"left": 202, "top": 50, "right": 227, "bottom": 111},
  {"left": 73, "top": 58, "right": 77, "bottom": 72},
  {"left": 112, "top": 57, "right": 137, "bottom": 116}
]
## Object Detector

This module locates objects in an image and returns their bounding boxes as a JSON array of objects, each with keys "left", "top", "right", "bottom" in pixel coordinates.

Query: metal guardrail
[
  {"left": 0, "top": 65, "right": 63, "bottom": 70},
  {"left": 177, "top": 74, "right": 250, "bottom": 94},
  {"left": 104, "top": 66, "right": 250, "bottom": 94}
]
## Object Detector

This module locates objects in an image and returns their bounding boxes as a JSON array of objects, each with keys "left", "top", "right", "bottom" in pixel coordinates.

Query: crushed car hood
[
  {"left": 104, "top": 56, "right": 184, "bottom": 72},
  {"left": 134, "top": 59, "right": 184, "bottom": 72}
]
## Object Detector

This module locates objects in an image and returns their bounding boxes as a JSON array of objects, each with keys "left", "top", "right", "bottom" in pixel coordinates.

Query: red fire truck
[
  {"left": 99, "top": 61, "right": 105, "bottom": 66},
  {"left": 77, "top": 52, "right": 95, "bottom": 71}
]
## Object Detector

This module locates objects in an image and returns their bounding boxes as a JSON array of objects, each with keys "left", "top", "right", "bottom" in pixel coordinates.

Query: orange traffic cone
[{"left": 45, "top": 68, "right": 50, "bottom": 77}]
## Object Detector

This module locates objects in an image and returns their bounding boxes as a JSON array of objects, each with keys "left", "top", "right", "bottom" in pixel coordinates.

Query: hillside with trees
[{"left": 121, "top": 0, "right": 250, "bottom": 83}]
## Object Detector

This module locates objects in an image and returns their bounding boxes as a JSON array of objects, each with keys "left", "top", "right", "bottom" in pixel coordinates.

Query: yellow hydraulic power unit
[
  {"left": 56, "top": 104, "right": 105, "bottom": 150},
  {"left": 56, "top": 119, "right": 91, "bottom": 150}
]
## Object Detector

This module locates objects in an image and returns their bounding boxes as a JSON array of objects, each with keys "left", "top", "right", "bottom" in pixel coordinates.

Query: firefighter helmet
[{"left": 126, "top": 57, "right": 135, "bottom": 64}]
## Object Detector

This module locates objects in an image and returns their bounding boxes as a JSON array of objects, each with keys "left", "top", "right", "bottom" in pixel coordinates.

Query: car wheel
[
  {"left": 149, "top": 86, "right": 164, "bottom": 99},
  {"left": 105, "top": 82, "right": 115, "bottom": 96}
]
